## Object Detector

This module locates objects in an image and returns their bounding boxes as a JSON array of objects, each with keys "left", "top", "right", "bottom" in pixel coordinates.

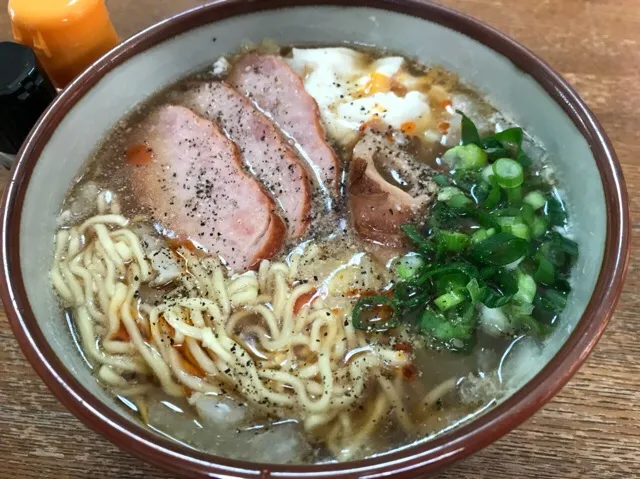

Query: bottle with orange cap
[{"left": 8, "top": 0, "right": 120, "bottom": 89}]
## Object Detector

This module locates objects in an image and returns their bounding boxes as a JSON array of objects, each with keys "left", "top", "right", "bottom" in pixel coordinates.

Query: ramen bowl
[{"left": 0, "top": 0, "right": 629, "bottom": 477}]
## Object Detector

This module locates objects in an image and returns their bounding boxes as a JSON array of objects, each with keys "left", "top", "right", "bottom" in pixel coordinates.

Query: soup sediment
[{"left": 50, "top": 44, "right": 577, "bottom": 463}]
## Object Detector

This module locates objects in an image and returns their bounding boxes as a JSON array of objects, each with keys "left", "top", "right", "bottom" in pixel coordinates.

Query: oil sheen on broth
[{"left": 50, "top": 44, "right": 577, "bottom": 464}]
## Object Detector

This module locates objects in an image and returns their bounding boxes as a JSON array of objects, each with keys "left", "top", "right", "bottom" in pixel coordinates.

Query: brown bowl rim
[{"left": 0, "top": 0, "right": 630, "bottom": 477}]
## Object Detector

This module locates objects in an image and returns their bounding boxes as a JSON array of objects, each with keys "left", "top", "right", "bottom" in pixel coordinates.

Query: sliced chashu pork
[
  {"left": 182, "top": 81, "right": 311, "bottom": 238},
  {"left": 229, "top": 53, "right": 341, "bottom": 198},
  {"left": 129, "top": 105, "right": 285, "bottom": 271},
  {"left": 349, "top": 123, "right": 437, "bottom": 250}
]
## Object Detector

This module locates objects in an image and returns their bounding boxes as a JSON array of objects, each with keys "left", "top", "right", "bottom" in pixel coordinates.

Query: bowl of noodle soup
[{"left": 0, "top": 0, "right": 629, "bottom": 477}]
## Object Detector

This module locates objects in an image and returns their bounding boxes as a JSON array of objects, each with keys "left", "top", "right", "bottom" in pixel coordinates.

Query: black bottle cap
[{"left": 0, "top": 41, "right": 57, "bottom": 155}]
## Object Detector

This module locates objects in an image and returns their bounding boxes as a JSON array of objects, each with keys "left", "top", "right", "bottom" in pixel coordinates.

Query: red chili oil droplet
[{"left": 402, "top": 363, "right": 418, "bottom": 381}]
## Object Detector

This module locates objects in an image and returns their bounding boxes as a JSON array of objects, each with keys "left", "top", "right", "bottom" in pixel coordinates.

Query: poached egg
[{"left": 287, "top": 47, "right": 451, "bottom": 145}]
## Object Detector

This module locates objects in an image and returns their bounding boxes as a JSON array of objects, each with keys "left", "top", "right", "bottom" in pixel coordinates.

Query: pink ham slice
[
  {"left": 349, "top": 123, "right": 437, "bottom": 251},
  {"left": 182, "top": 81, "right": 311, "bottom": 238},
  {"left": 229, "top": 53, "right": 341, "bottom": 197},
  {"left": 129, "top": 105, "right": 285, "bottom": 271}
]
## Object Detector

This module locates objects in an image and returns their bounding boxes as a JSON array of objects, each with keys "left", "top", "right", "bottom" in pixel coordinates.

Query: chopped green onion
[
  {"left": 396, "top": 254, "right": 424, "bottom": 280},
  {"left": 471, "top": 227, "right": 496, "bottom": 244},
  {"left": 506, "top": 185, "right": 522, "bottom": 205},
  {"left": 516, "top": 149, "right": 533, "bottom": 168},
  {"left": 492, "top": 128, "right": 533, "bottom": 168},
  {"left": 524, "top": 191, "right": 546, "bottom": 210},
  {"left": 493, "top": 128, "right": 523, "bottom": 150},
  {"left": 414, "top": 262, "right": 479, "bottom": 285},
  {"left": 471, "top": 233, "right": 528, "bottom": 266},
  {"left": 549, "top": 232, "right": 579, "bottom": 257},
  {"left": 481, "top": 291, "right": 513, "bottom": 309},
  {"left": 436, "top": 272, "right": 469, "bottom": 294},
  {"left": 497, "top": 217, "right": 528, "bottom": 239},
  {"left": 504, "top": 222, "right": 529, "bottom": 239},
  {"left": 443, "top": 144, "right": 488, "bottom": 169},
  {"left": 539, "top": 241, "right": 567, "bottom": 267},
  {"left": 492, "top": 207, "right": 522, "bottom": 217},
  {"left": 482, "top": 184, "right": 501, "bottom": 209},
  {"left": 433, "top": 173, "right": 450, "bottom": 186},
  {"left": 520, "top": 204, "right": 535, "bottom": 226},
  {"left": 401, "top": 224, "right": 432, "bottom": 250},
  {"left": 437, "top": 230, "right": 470, "bottom": 253},
  {"left": 554, "top": 279, "right": 572, "bottom": 293},
  {"left": 480, "top": 266, "right": 498, "bottom": 280},
  {"left": 435, "top": 290, "right": 466, "bottom": 311},
  {"left": 510, "top": 223, "right": 531, "bottom": 241},
  {"left": 470, "top": 181, "right": 491, "bottom": 203},
  {"left": 464, "top": 207, "right": 501, "bottom": 230},
  {"left": 437, "top": 186, "right": 463, "bottom": 202},
  {"left": 482, "top": 164, "right": 495, "bottom": 182},
  {"left": 514, "top": 270, "right": 536, "bottom": 304},
  {"left": 496, "top": 216, "right": 519, "bottom": 228},
  {"left": 429, "top": 202, "right": 459, "bottom": 229},
  {"left": 534, "top": 289, "right": 568, "bottom": 313},
  {"left": 481, "top": 137, "right": 510, "bottom": 161},
  {"left": 394, "top": 282, "right": 430, "bottom": 310},
  {"left": 502, "top": 223, "right": 530, "bottom": 240},
  {"left": 419, "top": 308, "right": 475, "bottom": 348},
  {"left": 533, "top": 252, "right": 555, "bottom": 285},
  {"left": 386, "top": 112, "right": 577, "bottom": 351},
  {"left": 531, "top": 216, "right": 549, "bottom": 238},
  {"left": 466, "top": 278, "right": 484, "bottom": 302},
  {"left": 447, "top": 194, "right": 473, "bottom": 208},
  {"left": 457, "top": 111, "right": 481, "bottom": 145},
  {"left": 493, "top": 158, "right": 524, "bottom": 189},
  {"left": 452, "top": 169, "right": 483, "bottom": 192},
  {"left": 506, "top": 301, "right": 534, "bottom": 317},
  {"left": 481, "top": 268, "right": 519, "bottom": 308},
  {"left": 352, "top": 296, "right": 398, "bottom": 331}
]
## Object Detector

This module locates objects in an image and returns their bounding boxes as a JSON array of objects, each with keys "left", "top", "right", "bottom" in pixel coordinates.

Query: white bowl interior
[{"left": 18, "top": 5, "right": 605, "bottom": 450}]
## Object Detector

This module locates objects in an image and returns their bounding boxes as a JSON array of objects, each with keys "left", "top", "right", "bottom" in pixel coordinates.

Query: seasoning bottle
[
  {"left": 8, "top": 0, "right": 119, "bottom": 89},
  {"left": 0, "top": 42, "right": 57, "bottom": 169}
]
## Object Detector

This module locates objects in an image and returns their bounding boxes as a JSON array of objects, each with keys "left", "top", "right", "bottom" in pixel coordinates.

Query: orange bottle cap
[{"left": 8, "top": 0, "right": 119, "bottom": 89}]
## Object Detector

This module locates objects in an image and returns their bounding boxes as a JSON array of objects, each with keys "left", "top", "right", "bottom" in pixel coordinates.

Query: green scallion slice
[
  {"left": 443, "top": 144, "right": 488, "bottom": 169},
  {"left": 482, "top": 164, "right": 496, "bottom": 182},
  {"left": 533, "top": 252, "right": 555, "bottom": 285},
  {"left": 418, "top": 308, "right": 475, "bottom": 347},
  {"left": 447, "top": 194, "right": 473, "bottom": 209},
  {"left": 531, "top": 216, "right": 549, "bottom": 238},
  {"left": 471, "top": 228, "right": 496, "bottom": 244},
  {"left": 493, "top": 158, "right": 524, "bottom": 188},
  {"left": 466, "top": 278, "right": 484, "bottom": 302},
  {"left": 513, "top": 270, "right": 537, "bottom": 304},
  {"left": 471, "top": 233, "right": 528, "bottom": 266},
  {"left": 502, "top": 223, "right": 530, "bottom": 240},
  {"left": 396, "top": 253, "right": 424, "bottom": 280},
  {"left": 520, "top": 204, "right": 535, "bottom": 226},
  {"left": 435, "top": 290, "right": 466, "bottom": 311},
  {"left": 437, "top": 230, "right": 470, "bottom": 253},
  {"left": 401, "top": 224, "right": 433, "bottom": 250},
  {"left": 457, "top": 111, "right": 481, "bottom": 145},
  {"left": 534, "top": 289, "right": 568, "bottom": 313},
  {"left": 506, "top": 186, "right": 522, "bottom": 205},
  {"left": 524, "top": 190, "right": 547, "bottom": 210},
  {"left": 437, "top": 186, "right": 464, "bottom": 202},
  {"left": 482, "top": 184, "right": 501, "bottom": 209}
]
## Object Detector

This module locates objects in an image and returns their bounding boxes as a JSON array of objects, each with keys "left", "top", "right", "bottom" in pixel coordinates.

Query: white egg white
[{"left": 287, "top": 47, "right": 443, "bottom": 145}]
